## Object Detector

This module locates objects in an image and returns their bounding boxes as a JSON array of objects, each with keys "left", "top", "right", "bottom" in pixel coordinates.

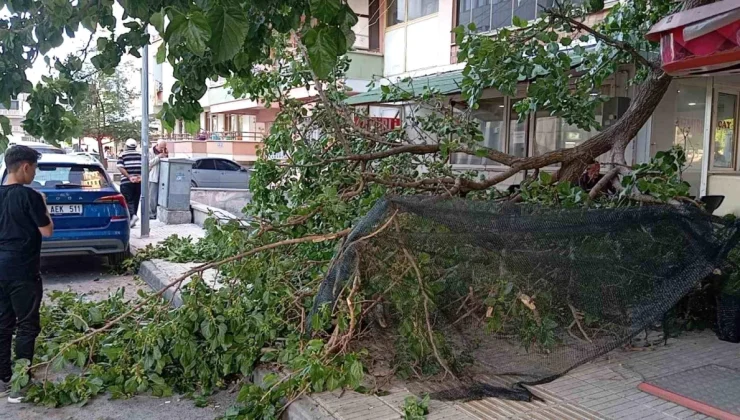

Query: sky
[{"left": 3, "top": 4, "right": 145, "bottom": 117}]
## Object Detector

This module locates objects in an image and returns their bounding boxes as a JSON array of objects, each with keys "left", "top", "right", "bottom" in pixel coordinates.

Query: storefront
[{"left": 647, "top": 74, "right": 740, "bottom": 215}]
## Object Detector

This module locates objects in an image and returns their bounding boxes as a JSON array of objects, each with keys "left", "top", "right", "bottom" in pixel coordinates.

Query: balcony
[
  {"left": 153, "top": 131, "right": 265, "bottom": 142},
  {"left": 154, "top": 131, "right": 270, "bottom": 164},
  {"left": 0, "top": 109, "right": 23, "bottom": 117}
]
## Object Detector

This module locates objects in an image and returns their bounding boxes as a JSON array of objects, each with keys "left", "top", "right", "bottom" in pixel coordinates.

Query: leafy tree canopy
[{"left": 0, "top": 0, "right": 358, "bottom": 148}]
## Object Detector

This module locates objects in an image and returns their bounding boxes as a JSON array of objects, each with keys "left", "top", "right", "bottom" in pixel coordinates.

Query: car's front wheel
[{"left": 108, "top": 248, "right": 131, "bottom": 267}]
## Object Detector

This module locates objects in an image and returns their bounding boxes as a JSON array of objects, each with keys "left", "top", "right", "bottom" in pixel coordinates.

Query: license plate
[{"left": 48, "top": 204, "right": 83, "bottom": 215}]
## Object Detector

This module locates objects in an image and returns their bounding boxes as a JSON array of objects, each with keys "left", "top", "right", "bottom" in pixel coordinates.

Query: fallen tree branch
[
  {"left": 588, "top": 167, "right": 621, "bottom": 199},
  {"left": 395, "top": 219, "right": 456, "bottom": 380},
  {"left": 31, "top": 228, "right": 352, "bottom": 372},
  {"left": 568, "top": 304, "right": 592, "bottom": 343}
]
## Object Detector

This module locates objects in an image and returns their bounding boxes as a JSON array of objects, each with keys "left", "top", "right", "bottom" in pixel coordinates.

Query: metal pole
[{"left": 140, "top": 43, "right": 150, "bottom": 237}]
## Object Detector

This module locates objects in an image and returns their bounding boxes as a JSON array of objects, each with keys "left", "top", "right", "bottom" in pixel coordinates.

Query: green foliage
[
  {"left": 403, "top": 394, "right": 429, "bottom": 420},
  {"left": 455, "top": 0, "right": 674, "bottom": 130},
  {"left": 72, "top": 60, "right": 141, "bottom": 155},
  {"left": 622, "top": 146, "right": 691, "bottom": 201},
  {"left": 0, "top": 0, "right": 360, "bottom": 145}
]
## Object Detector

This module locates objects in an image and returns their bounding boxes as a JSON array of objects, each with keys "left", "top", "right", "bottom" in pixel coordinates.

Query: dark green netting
[{"left": 312, "top": 196, "right": 740, "bottom": 401}]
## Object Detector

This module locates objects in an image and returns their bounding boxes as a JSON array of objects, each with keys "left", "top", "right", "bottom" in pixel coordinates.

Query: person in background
[
  {"left": 0, "top": 146, "right": 53, "bottom": 403},
  {"left": 148, "top": 140, "right": 168, "bottom": 220},
  {"left": 117, "top": 139, "right": 142, "bottom": 228}
]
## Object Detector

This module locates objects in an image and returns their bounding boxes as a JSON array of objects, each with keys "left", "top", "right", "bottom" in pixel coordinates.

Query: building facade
[
  {"left": 149, "top": 0, "right": 384, "bottom": 165},
  {"left": 1, "top": 94, "right": 37, "bottom": 143},
  {"left": 347, "top": 0, "right": 740, "bottom": 216}
]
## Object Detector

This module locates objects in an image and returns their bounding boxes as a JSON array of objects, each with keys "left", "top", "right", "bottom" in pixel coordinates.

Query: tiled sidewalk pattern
[{"left": 303, "top": 332, "right": 737, "bottom": 420}]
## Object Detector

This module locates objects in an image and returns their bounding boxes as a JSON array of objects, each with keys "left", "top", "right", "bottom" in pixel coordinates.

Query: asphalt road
[{"left": 0, "top": 256, "right": 236, "bottom": 420}]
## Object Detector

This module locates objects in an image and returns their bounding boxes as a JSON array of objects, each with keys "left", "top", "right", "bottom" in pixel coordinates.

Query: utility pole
[{"left": 140, "top": 43, "right": 150, "bottom": 238}]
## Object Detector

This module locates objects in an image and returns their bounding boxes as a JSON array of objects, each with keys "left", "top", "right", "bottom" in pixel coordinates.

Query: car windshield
[{"left": 31, "top": 164, "right": 110, "bottom": 189}]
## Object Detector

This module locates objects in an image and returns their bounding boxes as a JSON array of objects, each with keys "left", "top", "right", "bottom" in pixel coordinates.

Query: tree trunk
[
  {"left": 557, "top": 70, "right": 673, "bottom": 182},
  {"left": 97, "top": 136, "right": 106, "bottom": 168}
]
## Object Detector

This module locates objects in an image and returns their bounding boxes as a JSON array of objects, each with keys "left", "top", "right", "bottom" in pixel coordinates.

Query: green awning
[
  {"left": 346, "top": 70, "right": 464, "bottom": 105},
  {"left": 345, "top": 50, "right": 589, "bottom": 106}
]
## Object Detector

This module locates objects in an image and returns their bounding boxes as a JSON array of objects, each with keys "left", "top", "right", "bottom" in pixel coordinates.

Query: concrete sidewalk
[
  {"left": 129, "top": 220, "right": 206, "bottom": 253},
  {"left": 131, "top": 222, "right": 736, "bottom": 420}
]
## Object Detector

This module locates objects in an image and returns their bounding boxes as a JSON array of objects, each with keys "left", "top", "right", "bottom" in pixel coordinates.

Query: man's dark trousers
[
  {"left": 0, "top": 275, "right": 42, "bottom": 381},
  {"left": 120, "top": 182, "right": 141, "bottom": 217}
]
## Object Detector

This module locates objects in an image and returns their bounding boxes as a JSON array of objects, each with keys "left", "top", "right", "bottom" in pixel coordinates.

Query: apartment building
[
  {"left": 1, "top": 94, "right": 37, "bottom": 143},
  {"left": 346, "top": 0, "right": 740, "bottom": 216},
  {"left": 149, "top": 0, "right": 384, "bottom": 164},
  {"left": 147, "top": 0, "right": 740, "bottom": 215}
]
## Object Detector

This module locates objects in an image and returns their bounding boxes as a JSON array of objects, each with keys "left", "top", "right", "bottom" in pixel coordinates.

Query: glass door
[{"left": 711, "top": 90, "right": 739, "bottom": 170}]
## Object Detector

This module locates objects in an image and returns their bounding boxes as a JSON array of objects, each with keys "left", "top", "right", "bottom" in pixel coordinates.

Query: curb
[
  {"left": 138, "top": 260, "right": 184, "bottom": 307},
  {"left": 137, "top": 259, "right": 336, "bottom": 419}
]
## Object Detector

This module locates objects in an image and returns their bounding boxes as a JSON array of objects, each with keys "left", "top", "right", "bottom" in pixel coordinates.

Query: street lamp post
[{"left": 140, "top": 43, "right": 150, "bottom": 238}]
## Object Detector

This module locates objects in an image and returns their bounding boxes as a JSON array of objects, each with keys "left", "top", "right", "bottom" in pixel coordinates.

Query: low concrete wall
[
  {"left": 190, "top": 188, "right": 252, "bottom": 215},
  {"left": 191, "top": 201, "right": 250, "bottom": 228}
]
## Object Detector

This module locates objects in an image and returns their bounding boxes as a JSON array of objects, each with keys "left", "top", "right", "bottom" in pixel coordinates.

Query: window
[
  {"left": 533, "top": 106, "right": 602, "bottom": 156},
  {"left": 387, "top": 0, "right": 438, "bottom": 26},
  {"left": 452, "top": 98, "right": 506, "bottom": 165},
  {"left": 457, "top": 0, "right": 560, "bottom": 33},
  {"left": 713, "top": 92, "right": 738, "bottom": 169},
  {"left": 0, "top": 99, "right": 20, "bottom": 111},
  {"left": 194, "top": 159, "right": 216, "bottom": 170},
  {"left": 32, "top": 165, "right": 110, "bottom": 189},
  {"left": 509, "top": 99, "right": 528, "bottom": 158},
  {"left": 216, "top": 160, "right": 241, "bottom": 171}
]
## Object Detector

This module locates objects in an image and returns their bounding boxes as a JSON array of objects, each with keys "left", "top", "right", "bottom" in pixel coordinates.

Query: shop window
[
  {"left": 674, "top": 84, "right": 707, "bottom": 172},
  {"left": 509, "top": 99, "right": 528, "bottom": 158},
  {"left": 533, "top": 107, "right": 602, "bottom": 156},
  {"left": 388, "top": 0, "right": 438, "bottom": 26},
  {"left": 712, "top": 92, "right": 737, "bottom": 170},
  {"left": 451, "top": 98, "right": 506, "bottom": 165}
]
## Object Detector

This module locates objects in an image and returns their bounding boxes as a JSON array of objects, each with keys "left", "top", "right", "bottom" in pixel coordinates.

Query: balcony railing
[
  {"left": 153, "top": 131, "right": 265, "bottom": 142},
  {"left": 0, "top": 109, "right": 23, "bottom": 117}
]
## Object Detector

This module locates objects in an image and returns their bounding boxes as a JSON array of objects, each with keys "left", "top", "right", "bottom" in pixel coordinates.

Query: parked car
[
  {"left": 0, "top": 155, "right": 130, "bottom": 265},
  {"left": 190, "top": 157, "right": 251, "bottom": 189},
  {"left": 72, "top": 152, "right": 102, "bottom": 163},
  {"left": 1, "top": 140, "right": 66, "bottom": 164}
]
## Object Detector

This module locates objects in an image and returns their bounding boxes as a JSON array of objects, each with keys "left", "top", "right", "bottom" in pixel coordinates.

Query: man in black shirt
[{"left": 0, "top": 146, "right": 53, "bottom": 402}]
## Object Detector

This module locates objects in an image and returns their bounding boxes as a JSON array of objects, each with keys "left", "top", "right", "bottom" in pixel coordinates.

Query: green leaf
[
  {"left": 185, "top": 120, "right": 200, "bottom": 134},
  {"left": 349, "top": 360, "right": 363, "bottom": 383},
  {"left": 150, "top": 11, "right": 165, "bottom": 34},
  {"left": 167, "top": 12, "right": 212, "bottom": 56},
  {"left": 207, "top": 5, "right": 249, "bottom": 63},
  {"left": 120, "top": 0, "right": 149, "bottom": 20},
  {"left": 310, "top": 0, "right": 342, "bottom": 22},
  {"left": 303, "top": 26, "right": 341, "bottom": 79},
  {"left": 539, "top": 171, "right": 553, "bottom": 185},
  {"left": 156, "top": 42, "right": 166, "bottom": 64},
  {"left": 233, "top": 52, "right": 251, "bottom": 70},
  {"left": 88, "top": 307, "right": 103, "bottom": 324},
  {"left": 560, "top": 37, "right": 572, "bottom": 47},
  {"left": 0, "top": 116, "right": 11, "bottom": 136},
  {"left": 512, "top": 15, "right": 527, "bottom": 28}
]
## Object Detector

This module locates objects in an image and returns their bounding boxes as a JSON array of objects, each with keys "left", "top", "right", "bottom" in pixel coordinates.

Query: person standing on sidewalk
[
  {"left": 0, "top": 146, "right": 53, "bottom": 403},
  {"left": 117, "top": 139, "right": 142, "bottom": 228},
  {"left": 148, "top": 140, "right": 168, "bottom": 220}
]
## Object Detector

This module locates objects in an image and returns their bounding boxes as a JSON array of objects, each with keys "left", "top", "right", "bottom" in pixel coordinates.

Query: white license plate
[{"left": 48, "top": 204, "right": 83, "bottom": 215}]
